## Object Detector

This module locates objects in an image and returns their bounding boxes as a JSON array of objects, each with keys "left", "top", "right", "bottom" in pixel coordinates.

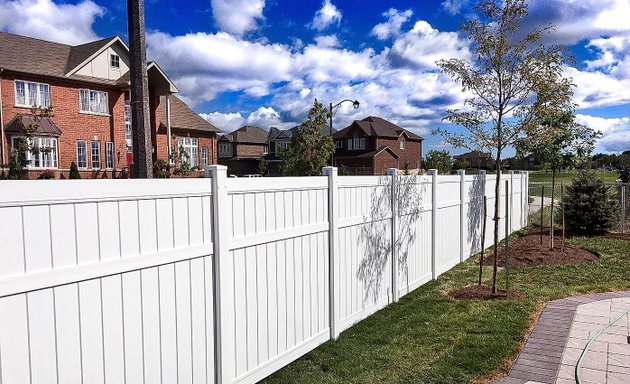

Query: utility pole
[{"left": 127, "top": 0, "right": 153, "bottom": 178}]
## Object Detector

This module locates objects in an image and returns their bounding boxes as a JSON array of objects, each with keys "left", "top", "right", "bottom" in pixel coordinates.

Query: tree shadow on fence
[
  {"left": 467, "top": 175, "right": 485, "bottom": 256},
  {"left": 357, "top": 175, "right": 425, "bottom": 304}
]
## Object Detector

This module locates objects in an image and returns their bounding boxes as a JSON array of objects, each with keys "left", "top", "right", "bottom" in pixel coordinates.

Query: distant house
[
  {"left": 264, "top": 124, "right": 336, "bottom": 176},
  {"left": 332, "top": 116, "right": 423, "bottom": 175},
  {"left": 218, "top": 125, "right": 268, "bottom": 176},
  {"left": 453, "top": 150, "right": 495, "bottom": 170},
  {"left": 158, "top": 96, "right": 220, "bottom": 168},
  {"left": 0, "top": 31, "right": 221, "bottom": 179},
  {"left": 513, "top": 153, "right": 542, "bottom": 170}
]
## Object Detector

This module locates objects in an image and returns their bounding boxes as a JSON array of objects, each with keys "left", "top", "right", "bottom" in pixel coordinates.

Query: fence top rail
[
  {"left": 0, "top": 179, "right": 212, "bottom": 208},
  {"left": 437, "top": 175, "right": 461, "bottom": 183},
  {"left": 226, "top": 176, "right": 328, "bottom": 194},
  {"left": 338, "top": 175, "right": 391, "bottom": 187}
]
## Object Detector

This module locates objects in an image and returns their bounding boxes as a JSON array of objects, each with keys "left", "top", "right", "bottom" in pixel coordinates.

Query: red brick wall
[
  {"left": 376, "top": 137, "right": 422, "bottom": 170},
  {"left": 236, "top": 143, "right": 266, "bottom": 158},
  {"left": 373, "top": 150, "right": 399, "bottom": 174},
  {"left": 1, "top": 73, "right": 127, "bottom": 178}
]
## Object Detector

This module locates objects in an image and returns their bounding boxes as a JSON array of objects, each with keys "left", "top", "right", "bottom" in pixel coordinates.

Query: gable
[{"left": 73, "top": 40, "right": 130, "bottom": 81}]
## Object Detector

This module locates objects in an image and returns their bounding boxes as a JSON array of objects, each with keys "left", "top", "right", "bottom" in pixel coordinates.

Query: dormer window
[
  {"left": 352, "top": 134, "right": 365, "bottom": 150},
  {"left": 399, "top": 138, "right": 405, "bottom": 150},
  {"left": 110, "top": 54, "right": 120, "bottom": 69}
]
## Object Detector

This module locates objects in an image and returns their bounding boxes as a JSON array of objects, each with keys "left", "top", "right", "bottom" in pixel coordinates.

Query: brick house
[
  {"left": 218, "top": 125, "right": 268, "bottom": 176},
  {"left": 0, "top": 32, "right": 220, "bottom": 179},
  {"left": 453, "top": 150, "right": 495, "bottom": 170},
  {"left": 332, "top": 116, "right": 423, "bottom": 175}
]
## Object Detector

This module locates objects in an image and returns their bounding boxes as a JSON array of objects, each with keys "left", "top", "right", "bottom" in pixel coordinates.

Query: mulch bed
[
  {"left": 449, "top": 285, "right": 523, "bottom": 300},
  {"left": 481, "top": 233, "right": 597, "bottom": 267}
]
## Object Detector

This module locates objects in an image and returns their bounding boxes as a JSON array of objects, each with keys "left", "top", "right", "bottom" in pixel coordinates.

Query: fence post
[
  {"left": 457, "top": 169, "right": 466, "bottom": 262},
  {"left": 479, "top": 170, "right": 487, "bottom": 250},
  {"left": 387, "top": 168, "right": 399, "bottom": 302},
  {"left": 206, "top": 165, "right": 233, "bottom": 384},
  {"left": 509, "top": 170, "right": 515, "bottom": 233},
  {"left": 428, "top": 169, "right": 438, "bottom": 280},
  {"left": 524, "top": 171, "right": 529, "bottom": 227},
  {"left": 322, "top": 166, "right": 340, "bottom": 339}
]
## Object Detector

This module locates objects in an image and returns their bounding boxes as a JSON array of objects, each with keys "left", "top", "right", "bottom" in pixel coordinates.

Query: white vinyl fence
[{"left": 0, "top": 167, "right": 528, "bottom": 384}]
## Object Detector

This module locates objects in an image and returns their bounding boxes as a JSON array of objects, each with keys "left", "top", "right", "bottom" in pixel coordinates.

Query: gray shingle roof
[
  {"left": 333, "top": 116, "right": 423, "bottom": 140},
  {"left": 159, "top": 95, "right": 221, "bottom": 134},
  {"left": 5, "top": 114, "right": 62, "bottom": 136},
  {"left": 220, "top": 125, "right": 268, "bottom": 144}
]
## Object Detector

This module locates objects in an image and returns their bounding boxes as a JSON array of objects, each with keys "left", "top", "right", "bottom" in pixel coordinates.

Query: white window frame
[
  {"left": 124, "top": 101, "right": 132, "bottom": 151},
  {"left": 178, "top": 137, "right": 199, "bottom": 167},
  {"left": 91, "top": 141, "right": 101, "bottom": 169},
  {"left": 79, "top": 89, "right": 109, "bottom": 115},
  {"left": 399, "top": 139, "right": 405, "bottom": 150},
  {"left": 347, "top": 138, "right": 353, "bottom": 150},
  {"left": 110, "top": 53, "right": 120, "bottom": 69},
  {"left": 219, "top": 143, "right": 231, "bottom": 156},
  {"left": 201, "top": 146, "right": 209, "bottom": 166},
  {"left": 278, "top": 142, "right": 289, "bottom": 151},
  {"left": 336, "top": 140, "right": 342, "bottom": 148},
  {"left": 76, "top": 140, "right": 88, "bottom": 169},
  {"left": 14, "top": 80, "right": 50, "bottom": 108},
  {"left": 359, "top": 138, "right": 366, "bottom": 150},
  {"left": 105, "top": 142, "right": 114, "bottom": 169},
  {"left": 11, "top": 136, "right": 58, "bottom": 169}
]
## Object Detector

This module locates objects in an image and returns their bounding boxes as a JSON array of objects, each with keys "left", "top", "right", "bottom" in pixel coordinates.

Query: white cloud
[
  {"left": 310, "top": 0, "right": 342, "bottom": 31},
  {"left": 0, "top": 0, "right": 104, "bottom": 44},
  {"left": 566, "top": 66, "right": 630, "bottom": 109},
  {"left": 441, "top": 0, "right": 469, "bottom": 16},
  {"left": 585, "top": 36, "right": 630, "bottom": 80},
  {"left": 525, "top": 0, "right": 630, "bottom": 44},
  {"left": 576, "top": 114, "right": 630, "bottom": 153},
  {"left": 313, "top": 34, "right": 340, "bottom": 48},
  {"left": 211, "top": 0, "right": 265, "bottom": 36},
  {"left": 201, "top": 107, "right": 290, "bottom": 132},
  {"left": 388, "top": 20, "right": 470, "bottom": 70},
  {"left": 371, "top": 8, "right": 413, "bottom": 40}
]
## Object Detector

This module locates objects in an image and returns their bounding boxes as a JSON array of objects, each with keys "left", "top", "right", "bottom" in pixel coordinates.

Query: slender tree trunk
[
  {"left": 492, "top": 151, "right": 502, "bottom": 295},
  {"left": 550, "top": 167, "right": 556, "bottom": 249}
]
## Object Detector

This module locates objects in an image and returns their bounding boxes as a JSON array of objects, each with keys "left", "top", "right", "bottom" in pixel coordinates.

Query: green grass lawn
[
  {"left": 263, "top": 235, "right": 630, "bottom": 384},
  {"left": 528, "top": 171, "right": 620, "bottom": 184}
]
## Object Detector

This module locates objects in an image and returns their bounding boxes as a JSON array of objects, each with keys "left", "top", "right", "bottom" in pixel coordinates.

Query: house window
[
  {"left": 359, "top": 138, "right": 366, "bottom": 149},
  {"left": 79, "top": 89, "right": 108, "bottom": 114},
  {"left": 352, "top": 134, "right": 365, "bottom": 150},
  {"left": 110, "top": 53, "right": 120, "bottom": 69},
  {"left": 399, "top": 139, "right": 405, "bottom": 150},
  {"left": 336, "top": 140, "right": 342, "bottom": 148},
  {"left": 76, "top": 140, "right": 88, "bottom": 168},
  {"left": 219, "top": 143, "right": 231, "bottom": 156},
  {"left": 263, "top": 145, "right": 268, "bottom": 154},
  {"left": 347, "top": 138, "right": 353, "bottom": 150},
  {"left": 91, "top": 141, "right": 101, "bottom": 169},
  {"left": 124, "top": 101, "right": 132, "bottom": 151},
  {"left": 11, "top": 136, "right": 58, "bottom": 168},
  {"left": 14, "top": 80, "right": 50, "bottom": 108},
  {"left": 105, "top": 142, "right": 114, "bottom": 169},
  {"left": 178, "top": 137, "right": 198, "bottom": 167},
  {"left": 201, "top": 146, "right": 209, "bottom": 166},
  {"left": 278, "top": 142, "right": 289, "bottom": 151}
]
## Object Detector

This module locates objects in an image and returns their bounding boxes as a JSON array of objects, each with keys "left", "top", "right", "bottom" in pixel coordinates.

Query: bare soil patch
[
  {"left": 481, "top": 234, "right": 597, "bottom": 267},
  {"left": 449, "top": 285, "right": 523, "bottom": 300}
]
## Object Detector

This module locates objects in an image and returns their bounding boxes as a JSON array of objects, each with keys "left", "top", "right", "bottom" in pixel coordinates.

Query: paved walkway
[
  {"left": 528, "top": 196, "right": 554, "bottom": 214},
  {"left": 496, "top": 291, "right": 630, "bottom": 384}
]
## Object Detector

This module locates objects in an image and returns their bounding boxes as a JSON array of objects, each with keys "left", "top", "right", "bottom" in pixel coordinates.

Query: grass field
[
  {"left": 528, "top": 171, "right": 620, "bottom": 184},
  {"left": 262, "top": 235, "right": 630, "bottom": 384}
]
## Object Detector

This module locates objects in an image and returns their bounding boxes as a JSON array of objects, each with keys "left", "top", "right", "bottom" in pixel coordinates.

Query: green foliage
[
  {"left": 425, "top": 150, "right": 453, "bottom": 174},
  {"left": 37, "top": 170, "right": 55, "bottom": 179},
  {"left": 618, "top": 165, "right": 630, "bottom": 183},
  {"left": 562, "top": 170, "right": 618, "bottom": 234},
  {"left": 153, "top": 159, "right": 171, "bottom": 178},
  {"left": 171, "top": 144, "right": 193, "bottom": 176},
  {"left": 69, "top": 162, "right": 82, "bottom": 179},
  {"left": 453, "top": 158, "right": 468, "bottom": 171},
  {"left": 258, "top": 158, "right": 268, "bottom": 176},
  {"left": 591, "top": 151, "right": 630, "bottom": 171},
  {"left": 281, "top": 99, "right": 335, "bottom": 176}
]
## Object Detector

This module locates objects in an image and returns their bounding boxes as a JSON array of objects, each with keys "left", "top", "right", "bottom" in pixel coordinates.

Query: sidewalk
[{"left": 495, "top": 292, "right": 630, "bottom": 384}]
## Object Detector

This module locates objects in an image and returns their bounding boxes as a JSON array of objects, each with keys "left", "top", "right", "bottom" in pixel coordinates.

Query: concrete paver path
[{"left": 495, "top": 292, "right": 630, "bottom": 384}]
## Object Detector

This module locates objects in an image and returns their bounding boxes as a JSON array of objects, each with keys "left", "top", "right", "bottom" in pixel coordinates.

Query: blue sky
[{"left": 1, "top": 0, "right": 629, "bottom": 155}]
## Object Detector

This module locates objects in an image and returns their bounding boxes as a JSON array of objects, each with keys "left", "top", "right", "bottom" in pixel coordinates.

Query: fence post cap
[
  {"left": 322, "top": 166, "right": 338, "bottom": 176},
  {"left": 386, "top": 168, "right": 398, "bottom": 176},
  {"left": 205, "top": 164, "right": 228, "bottom": 178},
  {"left": 428, "top": 169, "right": 438, "bottom": 176},
  {"left": 456, "top": 169, "right": 466, "bottom": 175}
]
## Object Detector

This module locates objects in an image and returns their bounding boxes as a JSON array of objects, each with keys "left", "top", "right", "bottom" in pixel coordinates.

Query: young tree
[
  {"left": 281, "top": 99, "right": 335, "bottom": 176},
  {"left": 435, "top": 0, "right": 574, "bottom": 294},
  {"left": 425, "top": 150, "right": 453, "bottom": 174},
  {"left": 517, "top": 109, "right": 600, "bottom": 249}
]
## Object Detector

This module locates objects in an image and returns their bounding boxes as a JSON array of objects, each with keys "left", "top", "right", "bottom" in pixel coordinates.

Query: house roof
[
  {"left": 268, "top": 124, "right": 336, "bottom": 141},
  {"left": 220, "top": 125, "right": 268, "bottom": 144},
  {"left": 4, "top": 114, "right": 62, "bottom": 136},
  {"left": 0, "top": 32, "right": 174, "bottom": 90},
  {"left": 453, "top": 150, "right": 493, "bottom": 160},
  {"left": 335, "top": 146, "right": 399, "bottom": 160},
  {"left": 333, "top": 116, "right": 422, "bottom": 141},
  {"left": 159, "top": 95, "right": 221, "bottom": 134}
]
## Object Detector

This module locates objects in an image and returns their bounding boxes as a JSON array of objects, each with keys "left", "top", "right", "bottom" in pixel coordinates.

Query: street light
[{"left": 329, "top": 99, "right": 360, "bottom": 165}]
